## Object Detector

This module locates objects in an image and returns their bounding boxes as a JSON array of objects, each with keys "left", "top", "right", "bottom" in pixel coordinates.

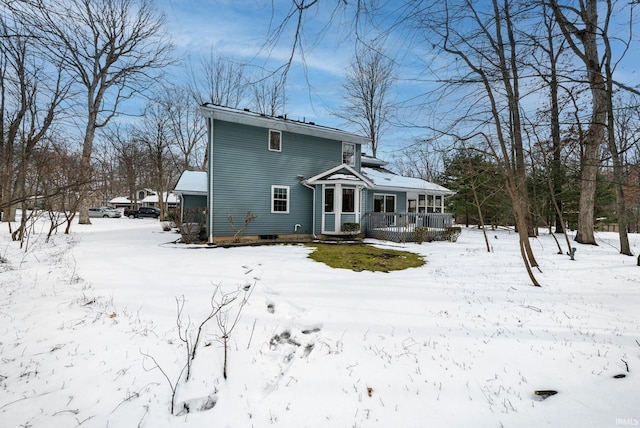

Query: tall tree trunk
[
  {"left": 9, "top": 163, "right": 26, "bottom": 240},
  {"left": 573, "top": 16, "right": 606, "bottom": 245},
  {"left": 547, "top": 22, "right": 564, "bottom": 235},
  {"left": 575, "top": 128, "right": 602, "bottom": 245},
  {"left": 501, "top": 0, "right": 535, "bottom": 238},
  {"left": 471, "top": 179, "right": 491, "bottom": 253},
  {"left": 77, "top": 111, "right": 97, "bottom": 225},
  {"left": 495, "top": 0, "right": 539, "bottom": 267},
  {"left": 551, "top": 0, "right": 606, "bottom": 245},
  {"left": 604, "top": 96, "right": 632, "bottom": 254},
  {"left": 603, "top": 9, "right": 632, "bottom": 256},
  {"left": 1, "top": 146, "right": 16, "bottom": 222}
]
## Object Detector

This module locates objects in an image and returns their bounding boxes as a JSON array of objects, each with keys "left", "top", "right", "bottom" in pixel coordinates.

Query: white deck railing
[{"left": 364, "top": 212, "right": 455, "bottom": 242}]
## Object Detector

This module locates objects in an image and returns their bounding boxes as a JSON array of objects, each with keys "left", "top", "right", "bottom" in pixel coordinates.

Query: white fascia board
[
  {"left": 372, "top": 185, "right": 456, "bottom": 195},
  {"left": 304, "top": 164, "right": 374, "bottom": 188},
  {"left": 173, "top": 190, "right": 207, "bottom": 196},
  {"left": 199, "top": 104, "right": 371, "bottom": 146}
]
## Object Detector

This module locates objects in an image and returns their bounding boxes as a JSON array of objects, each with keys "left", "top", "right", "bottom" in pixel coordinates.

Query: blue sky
[
  {"left": 159, "top": 1, "right": 355, "bottom": 113},
  {"left": 155, "top": 1, "right": 640, "bottom": 160},
  {"left": 156, "top": 0, "right": 422, "bottom": 158}
]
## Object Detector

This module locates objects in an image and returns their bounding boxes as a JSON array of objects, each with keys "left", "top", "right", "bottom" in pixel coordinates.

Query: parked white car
[{"left": 88, "top": 207, "right": 122, "bottom": 218}]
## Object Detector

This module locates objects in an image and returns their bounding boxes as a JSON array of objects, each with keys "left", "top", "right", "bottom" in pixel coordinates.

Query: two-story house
[{"left": 173, "top": 104, "right": 454, "bottom": 244}]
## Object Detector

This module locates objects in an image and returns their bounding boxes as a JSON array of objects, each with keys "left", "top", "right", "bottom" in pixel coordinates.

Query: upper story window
[
  {"left": 342, "top": 142, "right": 355, "bottom": 166},
  {"left": 271, "top": 185, "right": 289, "bottom": 213},
  {"left": 269, "top": 130, "right": 282, "bottom": 152}
]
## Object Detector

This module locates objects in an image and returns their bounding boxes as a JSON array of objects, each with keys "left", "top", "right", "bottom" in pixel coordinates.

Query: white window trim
[
  {"left": 271, "top": 185, "right": 290, "bottom": 213},
  {"left": 341, "top": 187, "right": 356, "bottom": 213},
  {"left": 373, "top": 193, "right": 396, "bottom": 213},
  {"left": 323, "top": 186, "right": 335, "bottom": 214},
  {"left": 269, "top": 129, "right": 282, "bottom": 152},
  {"left": 342, "top": 142, "right": 356, "bottom": 166}
]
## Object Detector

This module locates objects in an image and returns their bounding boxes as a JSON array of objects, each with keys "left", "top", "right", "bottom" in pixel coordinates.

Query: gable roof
[
  {"left": 361, "top": 167, "right": 454, "bottom": 195},
  {"left": 199, "top": 104, "right": 371, "bottom": 146},
  {"left": 108, "top": 196, "right": 131, "bottom": 204},
  {"left": 174, "top": 170, "right": 207, "bottom": 195},
  {"left": 141, "top": 192, "right": 180, "bottom": 204},
  {"left": 304, "top": 164, "right": 374, "bottom": 188}
]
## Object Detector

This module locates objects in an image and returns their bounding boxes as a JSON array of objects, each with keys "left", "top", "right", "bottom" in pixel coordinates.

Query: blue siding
[
  {"left": 340, "top": 213, "right": 356, "bottom": 224},
  {"left": 324, "top": 214, "right": 336, "bottom": 232},
  {"left": 211, "top": 120, "right": 359, "bottom": 237},
  {"left": 182, "top": 195, "right": 207, "bottom": 210},
  {"left": 181, "top": 195, "right": 207, "bottom": 224}
]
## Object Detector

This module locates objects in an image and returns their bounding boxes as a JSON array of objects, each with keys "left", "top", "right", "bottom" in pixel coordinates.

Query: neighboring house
[
  {"left": 175, "top": 104, "right": 454, "bottom": 244},
  {"left": 134, "top": 188, "right": 155, "bottom": 204},
  {"left": 108, "top": 196, "right": 131, "bottom": 209},
  {"left": 140, "top": 192, "right": 180, "bottom": 210},
  {"left": 108, "top": 191, "right": 180, "bottom": 211}
]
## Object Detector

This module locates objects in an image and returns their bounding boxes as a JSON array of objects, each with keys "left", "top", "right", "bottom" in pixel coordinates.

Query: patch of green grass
[{"left": 306, "top": 243, "right": 425, "bottom": 272}]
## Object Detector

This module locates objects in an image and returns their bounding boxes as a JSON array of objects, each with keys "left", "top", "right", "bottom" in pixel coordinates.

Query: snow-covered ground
[{"left": 1, "top": 217, "right": 639, "bottom": 427}]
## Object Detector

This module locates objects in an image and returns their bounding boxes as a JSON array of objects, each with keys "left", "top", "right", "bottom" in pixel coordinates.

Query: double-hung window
[
  {"left": 269, "top": 130, "right": 282, "bottom": 152},
  {"left": 271, "top": 185, "right": 289, "bottom": 213},
  {"left": 418, "top": 195, "right": 426, "bottom": 213},
  {"left": 342, "top": 142, "right": 355, "bottom": 166},
  {"left": 324, "top": 188, "right": 335, "bottom": 213},
  {"left": 342, "top": 188, "right": 355, "bottom": 213},
  {"left": 374, "top": 194, "right": 395, "bottom": 213}
]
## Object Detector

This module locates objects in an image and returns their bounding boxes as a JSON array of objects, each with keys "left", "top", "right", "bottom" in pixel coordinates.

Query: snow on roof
[
  {"left": 361, "top": 154, "right": 387, "bottom": 167},
  {"left": 174, "top": 171, "right": 207, "bottom": 195},
  {"left": 108, "top": 196, "right": 131, "bottom": 204},
  {"left": 199, "top": 104, "right": 371, "bottom": 146},
  {"left": 362, "top": 167, "right": 454, "bottom": 194},
  {"left": 141, "top": 192, "right": 179, "bottom": 204},
  {"left": 327, "top": 173, "right": 360, "bottom": 181}
]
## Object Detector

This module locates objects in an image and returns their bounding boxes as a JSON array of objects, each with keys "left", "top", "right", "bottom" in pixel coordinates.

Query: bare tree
[
  {"left": 251, "top": 75, "right": 286, "bottom": 117},
  {"left": 525, "top": 2, "right": 571, "bottom": 235},
  {"left": 188, "top": 52, "right": 248, "bottom": 107},
  {"left": 550, "top": 0, "right": 637, "bottom": 254},
  {"left": 390, "top": 141, "right": 446, "bottom": 182},
  {"left": 92, "top": 142, "right": 122, "bottom": 207},
  {"left": 333, "top": 41, "right": 395, "bottom": 157},
  {"left": 103, "top": 125, "right": 147, "bottom": 210},
  {"left": 37, "top": 140, "right": 85, "bottom": 235},
  {"left": 406, "top": 0, "right": 541, "bottom": 285},
  {"left": 11, "top": 0, "right": 173, "bottom": 226},
  {"left": 548, "top": 0, "right": 608, "bottom": 246},
  {"left": 215, "top": 282, "right": 255, "bottom": 380},
  {"left": 161, "top": 85, "right": 207, "bottom": 171},
  {"left": 0, "top": 7, "right": 70, "bottom": 231},
  {"left": 133, "top": 98, "right": 182, "bottom": 220},
  {"left": 602, "top": 1, "right": 633, "bottom": 256},
  {"left": 613, "top": 96, "right": 640, "bottom": 234}
]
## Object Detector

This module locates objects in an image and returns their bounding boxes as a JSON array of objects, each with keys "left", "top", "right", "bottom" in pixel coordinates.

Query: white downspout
[
  {"left": 358, "top": 185, "right": 365, "bottom": 234},
  {"left": 206, "top": 116, "right": 215, "bottom": 245},
  {"left": 301, "top": 181, "right": 317, "bottom": 239}
]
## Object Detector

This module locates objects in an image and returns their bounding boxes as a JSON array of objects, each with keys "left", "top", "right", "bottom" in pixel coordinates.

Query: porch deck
[{"left": 364, "top": 212, "right": 455, "bottom": 243}]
